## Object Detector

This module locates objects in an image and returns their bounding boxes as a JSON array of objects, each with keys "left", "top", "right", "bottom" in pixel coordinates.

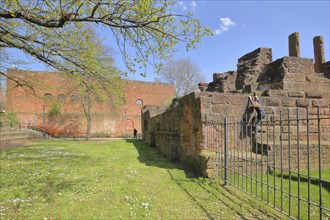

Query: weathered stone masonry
[{"left": 142, "top": 33, "right": 330, "bottom": 177}]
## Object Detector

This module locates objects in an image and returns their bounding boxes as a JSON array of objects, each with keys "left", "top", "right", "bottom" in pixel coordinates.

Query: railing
[
  {"left": 204, "top": 106, "right": 330, "bottom": 219},
  {"left": 0, "top": 121, "right": 16, "bottom": 129}
]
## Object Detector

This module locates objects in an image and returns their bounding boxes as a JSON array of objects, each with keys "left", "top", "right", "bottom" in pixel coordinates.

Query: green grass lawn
[
  {"left": 0, "top": 139, "right": 287, "bottom": 219},
  {"left": 221, "top": 164, "right": 330, "bottom": 219}
]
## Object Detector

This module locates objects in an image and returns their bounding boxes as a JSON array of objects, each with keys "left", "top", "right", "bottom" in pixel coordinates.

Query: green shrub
[
  {"left": 91, "top": 131, "right": 111, "bottom": 138},
  {"left": 48, "top": 102, "right": 61, "bottom": 117},
  {"left": 4, "top": 109, "right": 19, "bottom": 126}
]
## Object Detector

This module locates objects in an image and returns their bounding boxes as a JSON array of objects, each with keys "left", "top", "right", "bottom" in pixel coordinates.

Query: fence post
[
  {"left": 317, "top": 106, "right": 322, "bottom": 219},
  {"left": 224, "top": 117, "right": 228, "bottom": 185}
]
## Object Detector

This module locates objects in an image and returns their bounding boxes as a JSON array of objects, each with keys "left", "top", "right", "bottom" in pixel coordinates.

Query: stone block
[
  {"left": 212, "top": 94, "right": 229, "bottom": 104},
  {"left": 244, "top": 84, "right": 257, "bottom": 93},
  {"left": 266, "top": 97, "right": 281, "bottom": 106},
  {"left": 202, "top": 113, "right": 222, "bottom": 123},
  {"left": 286, "top": 74, "right": 306, "bottom": 82},
  {"left": 197, "top": 91, "right": 213, "bottom": 97},
  {"left": 199, "top": 96, "right": 212, "bottom": 105},
  {"left": 263, "top": 89, "right": 287, "bottom": 97},
  {"left": 236, "top": 48, "right": 272, "bottom": 90},
  {"left": 288, "top": 91, "right": 304, "bottom": 98},
  {"left": 212, "top": 105, "right": 244, "bottom": 116},
  {"left": 306, "top": 92, "right": 322, "bottom": 99},
  {"left": 281, "top": 97, "right": 296, "bottom": 107},
  {"left": 264, "top": 106, "right": 276, "bottom": 114},
  {"left": 212, "top": 94, "right": 247, "bottom": 106},
  {"left": 296, "top": 99, "right": 310, "bottom": 107}
]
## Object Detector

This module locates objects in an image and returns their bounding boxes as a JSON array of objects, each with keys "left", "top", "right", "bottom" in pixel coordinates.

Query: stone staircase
[{"left": 0, "top": 128, "right": 43, "bottom": 149}]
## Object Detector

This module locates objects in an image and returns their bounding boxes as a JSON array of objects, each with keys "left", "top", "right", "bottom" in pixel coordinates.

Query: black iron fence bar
[
  {"left": 216, "top": 123, "right": 219, "bottom": 178},
  {"left": 287, "top": 109, "right": 292, "bottom": 217},
  {"left": 272, "top": 111, "right": 276, "bottom": 209},
  {"left": 234, "top": 116, "right": 237, "bottom": 186},
  {"left": 237, "top": 116, "right": 240, "bottom": 189},
  {"left": 227, "top": 117, "right": 233, "bottom": 182},
  {"left": 240, "top": 116, "right": 244, "bottom": 190},
  {"left": 228, "top": 117, "right": 231, "bottom": 184},
  {"left": 280, "top": 110, "right": 283, "bottom": 212},
  {"left": 297, "top": 108, "right": 301, "bottom": 220},
  {"left": 270, "top": 116, "right": 329, "bottom": 122},
  {"left": 261, "top": 116, "right": 264, "bottom": 202},
  {"left": 318, "top": 106, "right": 323, "bottom": 220},
  {"left": 224, "top": 117, "right": 228, "bottom": 185},
  {"left": 245, "top": 114, "right": 248, "bottom": 192},
  {"left": 249, "top": 122, "right": 252, "bottom": 195},
  {"left": 266, "top": 115, "right": 269, "bottom": 204},
  {"left": 306, "top": 108, "right": 311, "bottom": 220}
]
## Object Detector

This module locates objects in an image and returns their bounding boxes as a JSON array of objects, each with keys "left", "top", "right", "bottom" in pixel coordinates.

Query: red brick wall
[{"left": 6, "top": 69, "right": 175, "bottom": 137}]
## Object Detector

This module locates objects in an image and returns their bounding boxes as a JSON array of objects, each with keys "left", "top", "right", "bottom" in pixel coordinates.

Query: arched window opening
[
  {"left": 57, "top": 94, "right": 66, "bottom": 102},
  {"left": 71, "top": 95, "right": 79, "bottom": 103},
  {"left": 44, "top": 93, "right": 53, "bottom": 101},
  {"left": 136, "top": 99, "right": 143, "bottom": 105}
]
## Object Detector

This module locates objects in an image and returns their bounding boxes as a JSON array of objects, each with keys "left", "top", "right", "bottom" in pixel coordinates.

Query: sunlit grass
[{"left": 1, "top": 140, "right": 286, "bottom": 219}]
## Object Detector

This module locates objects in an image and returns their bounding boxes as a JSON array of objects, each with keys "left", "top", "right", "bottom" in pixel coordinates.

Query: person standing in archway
[{"left": 133, "top": 128, "right": 138, "bottom": 139}]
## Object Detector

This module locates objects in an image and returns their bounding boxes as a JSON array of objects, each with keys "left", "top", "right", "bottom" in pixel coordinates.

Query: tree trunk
[
  {"left": 85, "top": 112, "right": 91, "bottom": 141},
  {"left": 83, "top": 90, "right": 92, "bottom": 141}
]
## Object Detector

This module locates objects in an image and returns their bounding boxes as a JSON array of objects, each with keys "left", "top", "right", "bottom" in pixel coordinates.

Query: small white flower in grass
[{"left": 141, "top": 202, "right": 149, "bottom": 209}]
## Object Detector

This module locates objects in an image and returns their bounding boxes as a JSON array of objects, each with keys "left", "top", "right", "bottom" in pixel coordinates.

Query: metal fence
[{"left": 204, "top": 106, "right": 330, "bottom": 220}]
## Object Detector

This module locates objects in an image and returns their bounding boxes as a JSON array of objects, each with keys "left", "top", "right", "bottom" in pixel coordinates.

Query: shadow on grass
[
  {"left": 167, "top": 170, "right": 279, "bottom": 220},
  {"left": 127, "top": 139, "right": 280, "bottom": 219},
  {"left": 126, "top": 139, "right": 197, "bottom": 178},
  {"left": 275, "top": 172, "right": 330, "bottom": 192}
]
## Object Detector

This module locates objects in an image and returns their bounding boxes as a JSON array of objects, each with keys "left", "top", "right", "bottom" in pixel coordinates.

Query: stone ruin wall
[
  {"left": 142, "top": 93, "right": 204, "bottom": 172},
  {"left": 142, "top": 33, "right": 330, "bottom": 178}
]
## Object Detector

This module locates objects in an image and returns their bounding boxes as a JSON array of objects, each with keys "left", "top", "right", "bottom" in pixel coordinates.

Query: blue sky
[
  {"left": 153, "top": 0, "right": 330, "bottom": 83},
  {"left": 130, "top": 0, "right": 330, "bottom": 83},
  {"left": 9, "top": 0, "right": 330, "bottom": 84}
]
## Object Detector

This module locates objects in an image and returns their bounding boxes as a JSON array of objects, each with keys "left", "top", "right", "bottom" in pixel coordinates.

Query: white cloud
[
  {"left": 214, "top": 17, "right": 236, "bottom": 35},
  {"left": 176, "top": 1, "right": 197, "bottom": 12},
  {"left": 191, "top": 1, "right": 197, "bottom": 7}
]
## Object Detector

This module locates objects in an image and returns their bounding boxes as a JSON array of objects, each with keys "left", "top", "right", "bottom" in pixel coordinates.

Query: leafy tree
[
  {"left": 0, "top": 0, "right": 211, "bottom": 139},
  {"left": 0, "top": 0, "right": 212, "bottom": 81},
  {"left": 69, "top": 27, "right": 124, "bottom": 140},
  {"left": 156, "top": 58, "right": 205, "bottom": 97}
]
